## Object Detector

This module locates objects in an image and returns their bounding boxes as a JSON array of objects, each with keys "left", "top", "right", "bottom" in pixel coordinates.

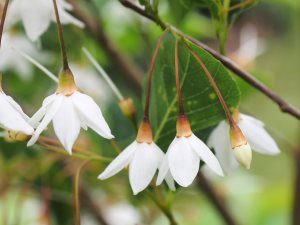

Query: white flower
[
  {"left": 98, "top": 141, "right": 175, "bottom": 195},
  {"left": 157, "top": 134, "right": 224, "bottom": 187},
  {"left": 157, "top": 116, "right": 223, "bottom": 187},
  {"left": 0, "top": 32, "right": 49, "bottom": 80},
  {"left": 0, "top": 79, "right": 33, "bottom": 135},
  {"left": 27, "top": 87, "right": 114, "bottom": 153},
  {"left": 5, "top": 0, "right": 84, "bottom": 41},
  {"left": 207, "top": 113, "right": 280, "bottom": 174}
]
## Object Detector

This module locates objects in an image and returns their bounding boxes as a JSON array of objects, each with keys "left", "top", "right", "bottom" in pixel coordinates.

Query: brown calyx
[
  {"left": 230, "top": 124, "right": 247, "bottom": 149},
  {"left": 136, "top": 118, "right": 153, "bottom": 144},
  {"left": 56, "top": 68, "right": 78, "bottom": 96},
  {"left": 176, "top": 115, "right": 192, "bottom": 137}
]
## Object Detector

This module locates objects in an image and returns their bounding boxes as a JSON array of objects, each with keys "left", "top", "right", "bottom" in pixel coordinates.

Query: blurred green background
[{"left": 0, "top": 0, "right": 299, "bottom": 225}]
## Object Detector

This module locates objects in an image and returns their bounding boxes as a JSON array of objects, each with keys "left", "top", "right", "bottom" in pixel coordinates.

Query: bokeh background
[{"left": 0, "top": 0, "right": 299, "bottom": 225}]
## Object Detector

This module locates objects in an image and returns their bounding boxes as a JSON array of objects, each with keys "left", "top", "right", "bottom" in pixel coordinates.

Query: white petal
[
  {"left": 28, "top": 94, "right": 57, "bottom": 128},
  {"left": 168, "top": 137, "right": 200, "bottom": 187},
  {"left": 4, "top": 94, "right": 30, "bottom": 121},
  {"left": 20, "top": 0, "right": 52, "bottom": 41},
  {"left": 52, "top": 96, "right": 81, "bottom": 153},
  {"left": 156, "top": 154, "right": 169, "bottom": 186},
  {"left": 0, "top": 93, "right": 33, "bottom": 135},
  {"left": 4, "top": 0, "right": 21, "bottom": 30},
  {"left": 156, "top": 139, "right": 178, "bottom": 186},
  {"left": 190, "top": 134, "right": 223, "bottom": 176},
  {"left": 129, "top": 143, "right": 163, "bottom": 195},
  {"left": 27, "top": 95, "right": 63, "bottom": 146},
  {"left": 239, "top": 114, "right": 280, "bottom": 155},
  {"left": 207, "top": 121, "right": 238, "bottom": 174},
  {"left": 56, "top": 9, "right": 85, "bottom": 28},
  {"left": 98, "top": 141, "right": 137, "bottom": 180},
  {"left": 72, "top": 92, "right": 114, "bottom": 139},
  {"left": 164, "top": 172, "right": 176, "bottom": 191}
]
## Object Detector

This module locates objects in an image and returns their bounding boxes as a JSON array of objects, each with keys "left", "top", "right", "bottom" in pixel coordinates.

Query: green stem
[{"left": 74, "top": 160, "right": 90, "bottom": 225}]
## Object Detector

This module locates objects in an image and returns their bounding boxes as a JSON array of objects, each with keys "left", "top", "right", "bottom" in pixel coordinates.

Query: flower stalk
[
  {"left": 52, "top": 0, "right": 69, "bottom": 70},
  {"left": 184, "top": 42, "right": 237, "bottom": 128},
  {"left": 144, "top": 29, "right": 168, "bottom": 120}
]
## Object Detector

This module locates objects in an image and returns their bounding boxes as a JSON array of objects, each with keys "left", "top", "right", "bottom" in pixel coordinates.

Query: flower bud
[
  {"left": 4, "top": 130, "right": 29, "bottom": 142},
  {"left": 56, "top": 68, "right": 77, "bottom": 96},
  {"left": 230, "top": 125, "right": 252, "bottom": 169},
  {"left": 118, "top": 98, "right": 136, "bottom": 124},
  {"left": 176, "top": 115, "right": 192, "bottom": 137},
  {"left": 136, "top": 118, "right": 152, "bottom": 144}
]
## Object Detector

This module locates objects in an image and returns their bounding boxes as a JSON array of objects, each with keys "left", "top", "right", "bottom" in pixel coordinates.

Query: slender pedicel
[
  {"left": 52, "top": 0, "right": 69, "bottom": 70},
  {"left": 144, "top": 29, "right": 168, "bottom": 120},
  {"left": 82, "top": 47, "right": 124, "bottom": 101},
  {"left": 184, "top": 42, "right": 236, "bottom": 127},
  {"left": 174, "top": 38, "right": 185, "bottom": 116},
  {"left": 12, "top": 48, "right": 59, "bottom": 83}
]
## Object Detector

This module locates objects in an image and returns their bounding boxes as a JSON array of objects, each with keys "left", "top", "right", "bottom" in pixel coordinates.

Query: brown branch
[
  {"left": 119, "top": 0, "right": 300, "bottom": 120},
  {"left": 293, "top": 151, "right": 300, "bottom": 225},
  {"left": 197, "top": 172, "right": 239, "bottom": 225},
  {"left": 68, "top": 0, "right": 143, "bottom": 94}
]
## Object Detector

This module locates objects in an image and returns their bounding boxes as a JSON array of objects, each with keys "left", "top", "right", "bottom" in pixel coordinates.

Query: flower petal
[
  {"left": 129, "top": 142, "right": 163, "bottom": 195},
  {"left": 28, "top": 94, "right": 57, "bottom": 128},
  {"left": 207, "top": 121, "right": 238, "bottom": 174},
  {"left": 52, "top": 96, "right": 81, "bottom": 154},
  {"left": 20, "top": 0, "right": 52, "bottom": 41},
  {"left": 98, "top": 141, "right": 137, "bottom": 180},
  {"left": 72, "top": 92, "right": 114, "bottom": 139},
  {"left": 4, "top": 94, "right": 30, "bottom": 121},
  {"left": 165, "top": 172, "right": 176, "bottom": 191},
  {"left": 0, "top": 93, "right": 33, "bottom": 135},
  {"left": 56, "top": 8, "right": 85, "bottom": 28},
  {"left": 156, "top": 139, "right": 179, "bottom": 186},
  {"left": 168, "top": 137, "right": 200, "bottom": 187},
  {"left": 27, "top": 95, "right": 63, "bottom": 146},
  {"left": 190, "top": 134, "right": 223, "bottom": 176},
  {"left": 239, "top": 114, "right": 280, "bottom": 155}
]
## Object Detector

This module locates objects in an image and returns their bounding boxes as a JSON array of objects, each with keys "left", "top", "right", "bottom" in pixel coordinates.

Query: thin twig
[
  {"left": 74, "top": 161, "right": 90, "bottom": 225},
  {"left": 67, "top": 0, "right": 143, "bottom": 94},
  {"left": 118, "top": 0, "right": 300, "bottom": 120},
  {"left": 197, "top": 172, "right": 239, "bottom": 225}
]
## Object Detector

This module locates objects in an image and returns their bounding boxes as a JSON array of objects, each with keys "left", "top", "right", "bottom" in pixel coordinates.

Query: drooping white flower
[
  {"left": 5, "top": 0, "right": 84, "bottom": 41},
  {"left": 98, "top": 119, "right": 175, "bottom": 195},
  {"left": 0, "top": 75, "right": 33, "bottom": 135},
  {"left": 0, "top": 32, "right": 49, "bottom": 80},
  {"left": 27, "top": 69, "right": 114, "bottom": 153},
  {"left": 157, "top": 116, "right": 223, "bottom": 188},
  {"left": 207, "top": 112, "right": 280, "bottom": 174}
]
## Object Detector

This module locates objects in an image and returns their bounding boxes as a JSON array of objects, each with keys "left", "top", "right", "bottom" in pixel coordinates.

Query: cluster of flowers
[{"left": 0, "top": 0, "right": 280, "bottom": 196}]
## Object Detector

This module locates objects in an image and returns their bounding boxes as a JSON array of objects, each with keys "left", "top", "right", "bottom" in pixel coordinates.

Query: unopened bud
[
  {"left": 136, "top": 118, "right": 152, "bottom": 144},
  {"left": 4, "top": 130, "right": 29, "bottom": 142},
  {"left": 230, "top": 125, "right": 252, "bottom": 169},
  {"left": 118, "top": 98, "right": 136, "bottom": 124},
  {"left": 176, "top": 115, "right": 192, "bottom": 137},
  {"left": 56, "top": 68, "right": 77, "bottom": 96}
]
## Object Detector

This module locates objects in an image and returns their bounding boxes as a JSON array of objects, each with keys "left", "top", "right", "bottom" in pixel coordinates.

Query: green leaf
[{"left": 148, "top": 33, "right": 240, "bottom": 148}]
